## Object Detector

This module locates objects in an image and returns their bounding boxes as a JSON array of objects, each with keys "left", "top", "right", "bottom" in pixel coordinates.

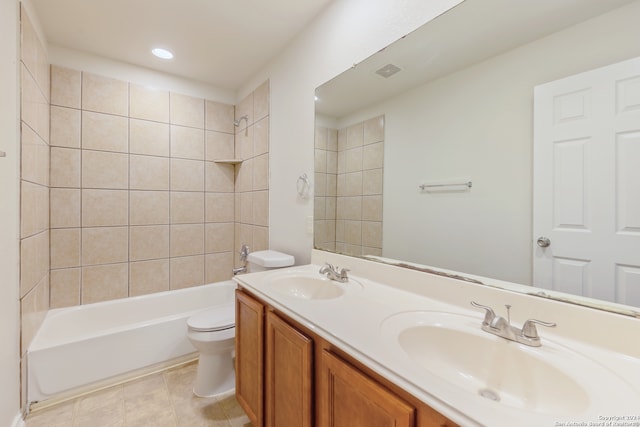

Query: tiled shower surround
[
  {"left": 48, "top": 66, "right": 270, "bottom": 308},
  {"left": 314, "top": 115, "right": 384, "bottom": 257}
]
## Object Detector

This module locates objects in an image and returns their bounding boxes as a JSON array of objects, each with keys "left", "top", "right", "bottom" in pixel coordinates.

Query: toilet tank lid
[{"left": 247, "top": 250, "right": 295, "bottom": 268}]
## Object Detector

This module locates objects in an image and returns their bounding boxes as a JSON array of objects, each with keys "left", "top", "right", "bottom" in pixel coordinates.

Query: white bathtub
[{"left": 27, "top": 280, "right": 236, "bottom": 404}]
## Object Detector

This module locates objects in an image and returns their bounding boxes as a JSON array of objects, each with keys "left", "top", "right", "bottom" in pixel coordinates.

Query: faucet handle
[
  {"left": 338, "top": 267, "right": 350, "bottom": 281},
  {"left": 521, "top": 319, "right": 556, "bottom": 339},
  {"left": 470, "top": 301, "right": 496, "bottom": 326}
]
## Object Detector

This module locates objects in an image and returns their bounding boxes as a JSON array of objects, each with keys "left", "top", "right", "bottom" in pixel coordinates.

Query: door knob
[{"left": 536, "top": 237, "right": 551, "bottom": 247}]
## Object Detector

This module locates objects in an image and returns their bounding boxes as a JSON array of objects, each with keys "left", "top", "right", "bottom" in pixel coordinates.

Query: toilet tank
[{"left": 247, "top": 250, "right": 295, "bottom": 272}]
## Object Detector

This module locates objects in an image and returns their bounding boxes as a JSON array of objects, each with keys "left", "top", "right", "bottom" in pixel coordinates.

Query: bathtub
[{"left": 27, "top": 280, "right": 236, "bottom": 405}]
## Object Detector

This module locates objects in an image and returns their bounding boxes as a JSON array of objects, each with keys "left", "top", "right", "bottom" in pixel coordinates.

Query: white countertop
[{"left": 234, "top": 260, "right": 640, "bottom": 427}]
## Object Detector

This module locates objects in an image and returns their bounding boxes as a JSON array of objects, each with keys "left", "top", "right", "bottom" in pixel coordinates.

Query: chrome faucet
[
  {"left": 470, "top": 301, "right": 556, "bottom": 347},
  {"left": 232, "top": 244, "right": 250, "bottom": 275},
  {"left": 319, "top": 262, "right": 349, "bottom": 283}
]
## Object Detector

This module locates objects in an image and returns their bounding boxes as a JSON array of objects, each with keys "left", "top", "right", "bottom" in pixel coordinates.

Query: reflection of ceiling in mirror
[{"left": 315, "top": 0, "right": 635, "bottom": 118}]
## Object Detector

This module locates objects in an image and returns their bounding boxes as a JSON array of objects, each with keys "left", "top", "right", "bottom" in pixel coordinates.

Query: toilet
[{"left": 187, "top": 249, "right": 295, "bottom": 397}]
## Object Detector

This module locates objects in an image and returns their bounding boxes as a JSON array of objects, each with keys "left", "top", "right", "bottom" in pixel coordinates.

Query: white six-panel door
[{"left": 533, "top": 57, "right": 640, "bottom": 306}]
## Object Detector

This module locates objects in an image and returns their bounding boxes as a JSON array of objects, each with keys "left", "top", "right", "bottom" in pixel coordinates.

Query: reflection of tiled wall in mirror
[{"left": 314, "top": 115, "right": 384, "bottom": 257}]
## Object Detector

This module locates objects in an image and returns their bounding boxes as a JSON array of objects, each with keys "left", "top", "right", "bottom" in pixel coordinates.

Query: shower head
[{"left": 234, "top": 115, "right": 249, "bottom": 127}]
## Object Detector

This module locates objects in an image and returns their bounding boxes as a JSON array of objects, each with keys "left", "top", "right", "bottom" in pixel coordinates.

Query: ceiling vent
[{"left": 374, "top": 63, "right": 402, "bottom": 78}]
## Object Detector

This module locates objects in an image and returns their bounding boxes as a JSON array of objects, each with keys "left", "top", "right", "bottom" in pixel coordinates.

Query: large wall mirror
[{"left": 314, "top": 0, "right": 640, "bottom": 317}]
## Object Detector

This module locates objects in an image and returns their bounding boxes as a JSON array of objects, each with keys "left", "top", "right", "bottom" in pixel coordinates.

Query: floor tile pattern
[{"left": 25, "top": 362, "right": 252, "bottom": 427}]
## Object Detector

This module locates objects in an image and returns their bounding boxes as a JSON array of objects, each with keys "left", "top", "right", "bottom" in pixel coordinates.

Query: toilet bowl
[{"left": 186, "top": 249, "right": 295, "bottom": 397}]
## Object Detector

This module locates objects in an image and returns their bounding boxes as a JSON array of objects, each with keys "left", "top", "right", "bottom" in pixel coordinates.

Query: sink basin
[
  {"left": 380, "top": 311, "right": 637, "bottom": 417},
  {"left": 269, "top": 275, "right": 345, "bottom": 300}
]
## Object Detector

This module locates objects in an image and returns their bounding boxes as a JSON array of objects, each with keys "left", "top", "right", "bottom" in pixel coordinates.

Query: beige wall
[
  {"left": 233, "top": 81, "right": 271, "bottom": 264},
  {"left": 315, "top": 115, "right": 384, "bottom": 257},
  {"left": 19, "top": 3, "right": 50, "bottom": 378},
  {"left": 49, "top": 67, "right": 270, "bottom": 307},
  {"left": 1, "top": 0, "right": 21, "bottom": 423}
]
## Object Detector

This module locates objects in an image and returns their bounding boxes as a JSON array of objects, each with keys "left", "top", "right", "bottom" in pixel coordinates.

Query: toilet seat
[{"left": 188, "top": 306, "right": 235, "bottom": 332}]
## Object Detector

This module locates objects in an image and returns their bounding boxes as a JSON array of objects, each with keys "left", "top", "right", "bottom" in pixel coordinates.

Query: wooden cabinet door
[
  {"left": 265, "top": 311, "right": 313, "bottom": 427},
  {"left": 318, "top": 350, "right": 415, "bottom": 427},
  {"left": 235, "top": 290, "right": 265, "bottom": 427}
]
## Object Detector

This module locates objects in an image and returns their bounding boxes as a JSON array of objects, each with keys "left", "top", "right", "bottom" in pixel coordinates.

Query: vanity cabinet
[
  {"left": 318, "top": 349, "right": 414, "bottom": 427},
  {"left": 235, "top": 288, "right": 458, "bottom": 427}
]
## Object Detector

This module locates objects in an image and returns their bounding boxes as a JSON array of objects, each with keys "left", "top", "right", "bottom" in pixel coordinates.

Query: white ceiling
[{"left": 31, "top": 0, "right": 333, "bottom": 90}]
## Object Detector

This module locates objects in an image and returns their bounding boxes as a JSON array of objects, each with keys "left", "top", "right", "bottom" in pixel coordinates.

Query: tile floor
[{"left": 25, "top": 361, "right": 252, "bottom": 427}]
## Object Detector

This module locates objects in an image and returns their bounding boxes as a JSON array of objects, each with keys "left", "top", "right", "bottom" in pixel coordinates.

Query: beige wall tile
[
  {"left": 253, "top": 80, "right": 269, "bottom": 121},
  {"left": 363, "top": 142, "right": 384, "bottom": 170},
  {"left": 315, "top": 126, "right": 328, "bottom": 150},
  {"left": 130, "top": 191, "right": 170, "bottom": 225},
  {"left": 82, "top": 189, "right": 129, "bottom": 227},
  {"left": 130, "top": 119, "right": 170, "bottom": 157},
  {"left": 314, "top": 197, "right": 326, "bottom": 220},
  {"left": 170, "top": 255, "right": 204, "bottom": 290},
  {"left": 235, "top": 125, "right": 253, "bottom": 159},
  {"left": 206, "top": 162, "right": 235, "bottom": 193},
  {"left": 252, "top": 190, "right": 269, "bottom": 227},
  {"left": 130, "top": 225, "right": 169, "bottom": 261},
  {"left": 51, "top": 188, "right": 81, "bottom": 228},
  {"left": 205, "top": 131, "right": 234, "bottom": 161},
  {"left": 362, "top": 195, "right": 383, "bottom": 221},
  {"left": 170, "top": 125, "right": 204, "bottom": 160},
  {"left": 130, "top": 155, "right": 169, "bottom": 190},
  {"left": 315, "top": 149, "right": 327, "bottom": 173},
  {"left": 170, "top": 192, "right": 204, "bottom": 224},
  {"left": 170, "top": 224, "right": 204, "bottom": 257},
  {"left": 82, "top": 263, "right": 128, "bottom": 304},
  {"left": 345, "top": 147, "right": 363, "bottom": 173},
  {"left": 82, "top": 72, "right": 128, "bottom": 116},
  {"left": 21, "top": 275, "right": 49, "bottom": 353},
  {"left": 50, "top": 268, "right": 81, "bottom": 308},
  {"left": 205, "top": 100, "right": 234, "bottom": 133},
  {"left": 50, "top": 106, "right": 81, "bottom": 148},
  {"left": 51, "top": 228, "right": 80, "bottom": 269},
  {"left": 51, "top": 65, "right": 81, "bottom": 108},
  {"left": 233, "top": 160, "right": 252, "bottom": 193},
  {"left": 363, "top": 169, "right": 383, "bottom": 195},
  {"left": 251, "top": 225, "right": 269, "bottom": 252},
  {"left": 205, "top": 252, "right": 233, "bottom": 283},
  {"left": 171, "top": 159, "right": 204, "bottom": 192},
  {"left": 344, "top": 220, "right": 362, "bottom": 245},
  {"left": 81, "top": 111, "right": 128, "bottom": 153},
  {"left": 20, "top": 230, "right": 49, "bottom": 297},
  {"left": 130, "top": 84, "right": 169, "bottom": 122},
  {"left": 21, "top": 180, "right": 48, "bottom": 238},
  {"left": 51, "top": 147, "right": 80, "bottom": 188},
  {"left": 21, "top": 124, "right": 49, "bottom": 186},
  {"left": 345, "top": 172, "right": 363, "bottom": 197},
  {"left": 327, "top": 151, "right": 338, "bottom": 174},
  {"left": 239, "top": 192, "right": 252, "bottom": 224},
  {"left": 328, "top": 129, "right": 338, "bottom": 151},
  {"left": 82, "top": 226, "right": 128, "bottom": 265},
  {"left": 236, "top": 93, "right": 253, "bottom": 126},
  {"left": 347, "top": 123, "right": 364, "bottom": 148},
  {"left": 21, "top": 65, "right": 49, "bottom": 142},
  {"left": 82, "top": 150, "right": 128, "bottom": 189},
  {"left": 130, "top": 259, "right": 170, "bottom": 296},
  {"left": 170, "top": 93, "right": 204, "bottom": 128},
  {"left": 205, "top": 223, "right": 234, "bottom": 253},
  {"left": 326, "top": 174, "right": 337, "bottom": 197},
  {"left": 252, "top": 154, "right": 269, "bottom": 191},
  {"left": 364, "top": 115, "right": 385, "bottom": 144},
  {"left": 317, "top": 173, "right": 329, "bottom": 197},
  {"left": 362, "top": 221, "right": 382, "bottom": 248},
  {"left": 326, "top": 196, "right": 337, "bottom": 220},
  {"left": 205, "top": 193, "right": 234, "bottom": 223},
  {"left": 254, "top": 118, "right": 269, "bottom": 156}
]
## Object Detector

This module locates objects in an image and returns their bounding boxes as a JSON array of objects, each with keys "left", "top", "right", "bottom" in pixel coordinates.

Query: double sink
[{"left": 241, "top": 265, "right": 640, "bottom": 425}]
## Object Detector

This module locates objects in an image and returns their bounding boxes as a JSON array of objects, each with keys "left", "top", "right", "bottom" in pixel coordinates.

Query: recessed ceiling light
[{"left": 152, "top": 48, "right": 174, "bottom": 60}]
